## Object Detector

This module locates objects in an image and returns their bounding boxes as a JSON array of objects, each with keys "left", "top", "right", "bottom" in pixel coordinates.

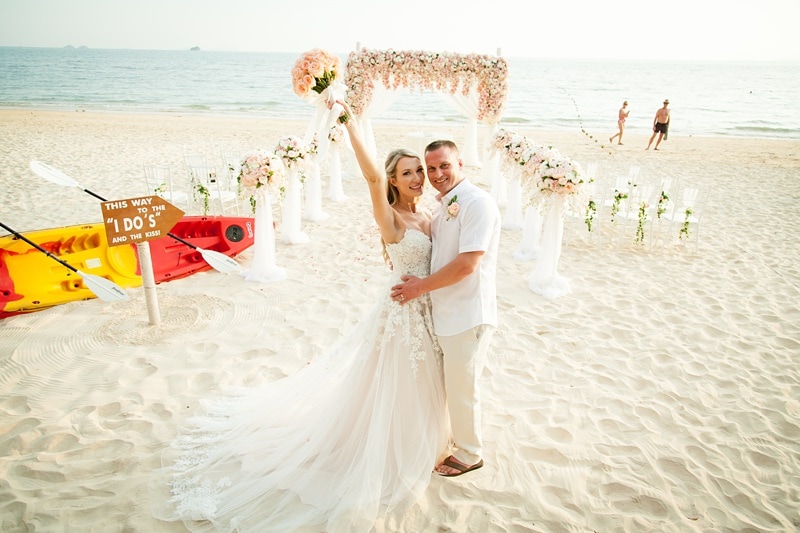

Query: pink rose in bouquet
[
  {"left": 275, "top": 135, "right": 310, "bottom": 171},
  {"left": 291, "top": 48, "right": 342, "bottom": 99},
  {"left": 238, "top": 149, "right": 285, "bottom": 212}
]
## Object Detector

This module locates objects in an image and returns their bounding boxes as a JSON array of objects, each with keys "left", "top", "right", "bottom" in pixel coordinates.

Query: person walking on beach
[
  {"left": 391, "top": 139, "right": 501, "bottom": 478},
  {"left": 155, "top": 101, "right": 451, "bottom": 532},
  {"left": 609, "top": 100, "right": 630, "bottom": 145},
  {"left": 647, "top": 99, "right": 671, "bottom": 150}
]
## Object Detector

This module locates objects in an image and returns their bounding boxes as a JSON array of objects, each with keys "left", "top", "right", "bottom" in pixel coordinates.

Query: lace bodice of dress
[
  {"left": 381, "top": 229, "right": 439, "bottom": 377},
  {"left": 385, "top": 229, "right": 431, "bottom": 281}
]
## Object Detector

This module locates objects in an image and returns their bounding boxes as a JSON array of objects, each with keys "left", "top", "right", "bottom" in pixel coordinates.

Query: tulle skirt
[{"left": 151, "top": 294, "right": 449, "bottom": 532}]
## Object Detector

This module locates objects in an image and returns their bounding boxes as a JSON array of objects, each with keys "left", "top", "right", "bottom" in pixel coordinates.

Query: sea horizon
[{"left": 2, "top": 46, "right": 798, "bottom": 141}]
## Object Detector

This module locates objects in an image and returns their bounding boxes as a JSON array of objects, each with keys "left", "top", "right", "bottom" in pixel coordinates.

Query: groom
[{"left": 392, "top": 139, "right": 501, "bottom": 477}]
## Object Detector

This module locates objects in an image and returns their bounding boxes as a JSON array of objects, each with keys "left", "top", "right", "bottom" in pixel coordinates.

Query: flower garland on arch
[{"left": 344, "top": 49, "right": 509, "bottom": 123}]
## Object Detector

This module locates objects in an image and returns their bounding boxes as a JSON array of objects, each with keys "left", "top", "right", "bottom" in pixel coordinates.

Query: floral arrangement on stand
[
  {"left": 274, "top": 136, "right": 312, "bottom": 178},
  {"left": 306, "top": 133, "right": 319, "bottom": 160},
  {"left": 489, "top": 127, "right": 586, "bottom": 212},
  {"left": 238, "top": 149, "right": 285, "bottom": 214},
  {"left": 291, "top": 48, "right": 343, "bottom": 100},
  {"left": 345, "top": 49, "right": 509, "bottom": 123},
  {"left": 292, "top": 48, "right": 346, "bottom": 157},
  {"left": 528, "top": 151, "right": 587, "bottom": 211}
]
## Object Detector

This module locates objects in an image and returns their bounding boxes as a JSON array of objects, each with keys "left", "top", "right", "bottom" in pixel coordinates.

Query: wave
[{"left": 729, "top": 125, "right": 800, "bottom": 136}]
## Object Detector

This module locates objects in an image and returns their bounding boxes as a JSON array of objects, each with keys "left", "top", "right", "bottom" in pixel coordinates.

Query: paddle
[
  {"left": 0, "top": 220, "right": 129, "bottom": 302},
  {"left": 29, "top": 161, "right": 242, "bottom": 274}
]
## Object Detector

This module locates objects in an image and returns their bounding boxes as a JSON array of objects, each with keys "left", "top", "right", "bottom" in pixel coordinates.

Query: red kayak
[{"left": 0, "top": 216, "right": 254, "bottom": 318}]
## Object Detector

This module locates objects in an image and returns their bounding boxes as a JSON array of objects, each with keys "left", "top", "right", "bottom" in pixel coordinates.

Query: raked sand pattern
[{"left": 1, "top": 110, "right": 799, "bottom": 532}]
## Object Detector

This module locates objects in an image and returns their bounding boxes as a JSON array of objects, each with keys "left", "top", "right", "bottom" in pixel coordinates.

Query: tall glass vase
[
  {"left": 280, "top": 168, "right": 309, "bottom": 244},
  {"left": 245, "top": 188, "right": 286, "bottom": 283},
  {"left": 528, "top": 196, "right": 571, "bottom": 298}
]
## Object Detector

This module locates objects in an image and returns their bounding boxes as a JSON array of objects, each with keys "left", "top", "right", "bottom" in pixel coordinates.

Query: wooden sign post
[{"left": 101, "top": 196, "right": 184, "bottom": 325}]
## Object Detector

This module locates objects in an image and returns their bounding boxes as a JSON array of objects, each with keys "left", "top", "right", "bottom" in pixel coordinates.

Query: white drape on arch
[
  {"left": 357, "top": 81, "right": 403, "bottom": 159},
  {"left": 357, "top": 82, "right": 484, "bottom": 168},
  {"left": 441, "top": 87, "right": 482, "bottom": 167}
]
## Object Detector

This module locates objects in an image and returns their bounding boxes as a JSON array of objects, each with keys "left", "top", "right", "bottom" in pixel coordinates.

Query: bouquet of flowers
[
  {"left": 291, "top": 48, "right": 343, "bottom": 99},
  {"left": 532, "top": 152, "right": 584, "bottom": 192},
  {"left": 238, "top": 149, "right": 285, "bottom": 213},
  {"left": 274, "top": 135, "right": 311, "bottom": 174},
  {"left": 291, "top": 49, "right": 346, "bottom": 159}
]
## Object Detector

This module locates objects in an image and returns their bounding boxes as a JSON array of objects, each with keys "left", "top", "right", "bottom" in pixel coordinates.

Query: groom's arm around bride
[{"left": 391, "top": 139, "right": 501, "bottom": 477}]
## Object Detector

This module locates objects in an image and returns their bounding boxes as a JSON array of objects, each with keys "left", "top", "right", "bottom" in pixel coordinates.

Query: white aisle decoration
[
  {"left": 327, "top": 124, "right": 347, "bottom": 202},
  {"left": 491, "top": 128, "right": 587, "bottom": 298},
  {"left": 237, "top": 149, "right": 287, "bottom": 283},
  {"left": 302, "top": 135, "right": 329, "bottom": 222},
  {"left": 525, "top": 151, "right": 587, "bottom": 298},
  {"left": 275, "top": 136, "right": 311, "bottom": 245},
  {"left": 291, "top": 48, "right": 346, "bottom": 162}
]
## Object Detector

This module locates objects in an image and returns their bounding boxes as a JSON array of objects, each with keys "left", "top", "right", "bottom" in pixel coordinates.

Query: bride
[{"left": 153, "top": 101, "right": 450, "bottom": 532}]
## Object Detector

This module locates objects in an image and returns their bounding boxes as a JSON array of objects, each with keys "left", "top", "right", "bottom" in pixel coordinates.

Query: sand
[{"left": 1, "top": 109, "right": 799, "bottom": 532}]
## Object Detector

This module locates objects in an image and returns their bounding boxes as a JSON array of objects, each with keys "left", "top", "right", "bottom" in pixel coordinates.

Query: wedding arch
[{"left": 344, "top": 48, "right": 509, "bottom": 167}]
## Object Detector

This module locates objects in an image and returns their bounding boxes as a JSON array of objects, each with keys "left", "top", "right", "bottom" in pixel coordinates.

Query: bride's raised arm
[{"left": 336, "top": 101, "right": 402, "bottom": 243}]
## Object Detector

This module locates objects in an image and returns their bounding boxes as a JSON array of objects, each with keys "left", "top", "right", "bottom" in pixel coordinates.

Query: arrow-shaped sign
[{"left": 100, "top": 195, "right": 185, "bottom": 247}]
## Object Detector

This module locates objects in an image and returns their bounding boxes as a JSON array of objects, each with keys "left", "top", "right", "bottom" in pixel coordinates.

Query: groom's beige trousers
[{"left": 438, "top": 323, "right": 494, "bottom": 466}]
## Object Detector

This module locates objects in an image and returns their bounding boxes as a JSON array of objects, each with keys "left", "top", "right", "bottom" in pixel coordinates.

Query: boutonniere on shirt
[{"left": 446, "top": 195, "right": 459, "bottom": 220}]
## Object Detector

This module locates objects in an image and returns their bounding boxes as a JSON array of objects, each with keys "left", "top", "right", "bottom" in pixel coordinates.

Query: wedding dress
[{"left": 153, "top": 229, "right": 449, "bottom": 532}]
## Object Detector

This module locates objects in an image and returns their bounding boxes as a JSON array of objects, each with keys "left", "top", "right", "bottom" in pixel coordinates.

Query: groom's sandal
[{"left": 436, "top": 456, "right": 484, "bottom": 477}]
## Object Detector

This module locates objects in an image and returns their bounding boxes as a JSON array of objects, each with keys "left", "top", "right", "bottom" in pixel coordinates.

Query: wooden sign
[{"left": 101, "top": 196, "right": 184, "bottom": 247}]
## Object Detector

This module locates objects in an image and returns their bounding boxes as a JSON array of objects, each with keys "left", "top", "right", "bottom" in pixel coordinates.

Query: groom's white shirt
[{"left": 430, "top": 179, "right": 501, "bottom": 337}]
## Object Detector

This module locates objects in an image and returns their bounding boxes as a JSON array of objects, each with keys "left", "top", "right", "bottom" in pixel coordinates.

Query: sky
[{"left": 0, "top": 0, "right": 798, "bottom": 61}]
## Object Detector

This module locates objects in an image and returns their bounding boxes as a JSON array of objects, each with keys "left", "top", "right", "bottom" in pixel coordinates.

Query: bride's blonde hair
[{"left": 381, "top": 148, "right": 421, "bottom": 265}]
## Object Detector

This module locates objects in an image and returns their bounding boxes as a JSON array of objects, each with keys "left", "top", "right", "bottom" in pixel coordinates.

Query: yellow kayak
[
  {"left": 0, "top": 223, "right": 141, "bottom": 317},
  {"left": 1, "top": 216, "right": 254, "bottom": 318}
]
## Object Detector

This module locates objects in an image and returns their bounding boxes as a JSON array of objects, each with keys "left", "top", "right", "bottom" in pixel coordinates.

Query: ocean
[{"left": 1, "top": 47, "right": 798, "bottom": 140}]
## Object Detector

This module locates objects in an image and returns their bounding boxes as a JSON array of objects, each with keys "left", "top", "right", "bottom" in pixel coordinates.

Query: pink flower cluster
[
  {"left": 291, "top": 48, "right": 342, "bottom": 98},
  {"left": 492, "top": 128, "right": 553, "bottom": 182},
  {"left": 344, "top": 49, "right": 509, "bottom": 123},
  {"left": 447, "top": 202, "right": 460, "bottom": 219},
  {"left": 491, "top": 128, "right": 585, "bottom": 207},
  {"left": 238, "top": 149, "right": 284, "bottom": 192},
  {"left": 274, "top": 135, "right": 311, "bottom": 171},
  {"left": 535, "top": 153, "right": 584, "bottom": 196}
]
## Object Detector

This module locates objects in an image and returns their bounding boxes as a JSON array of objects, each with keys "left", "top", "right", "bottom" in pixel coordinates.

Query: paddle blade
[
  {"left": 30, "top": 160, "right": 81, "bottom": 188},
  {"left": 76, "top": 270, "right": 130, "bottom": 302},
  {"left": 197, "top": 247, "right": 243, "bottom": 274}
]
